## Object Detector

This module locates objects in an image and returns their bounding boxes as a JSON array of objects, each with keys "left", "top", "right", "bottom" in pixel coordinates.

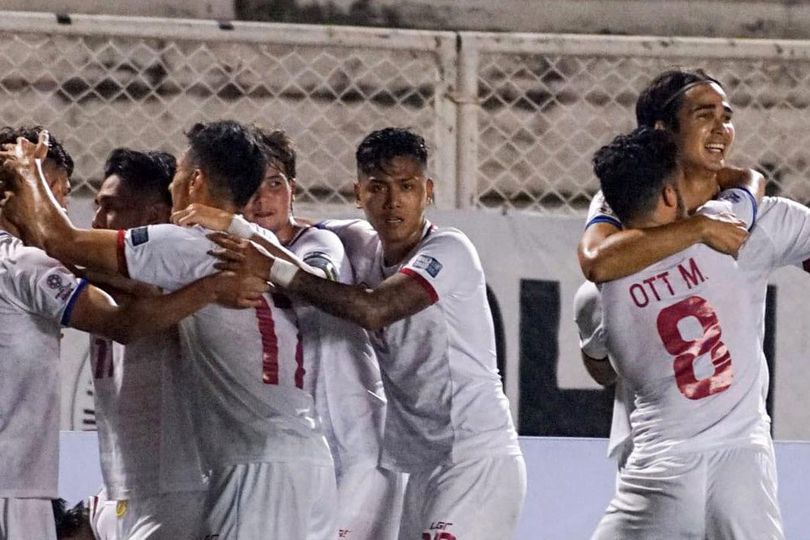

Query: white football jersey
[
  {"left": 119, "top": 223, "right": 331, "bottom": 468},
  {"left": 287, "top": 226, "right": 386, "bottom": 469},
  {"left": 573, "top": 281, "right": 633, "bottom": 461},
  {"left": 600, "top": 195, "right": 810, "bottom": 459},
  {"left": 320, "top": 220, "right": 521, "bottom": 473},
  {"left": 90, "top": 326, "right": 205, "bottom": 500},
  {"left": 0, "top": 231, "right": 86, "bottom": 497}
]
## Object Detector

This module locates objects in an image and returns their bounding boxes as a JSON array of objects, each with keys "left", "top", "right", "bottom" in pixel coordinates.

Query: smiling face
[
  {"left": 672, "top": 82, "right": 735, "bottom": 174},
  {"left": 243, "top": 162, "right": 296, "bottom": 239},
  {"left": 355, "top": 155, "right": 433, "bottom": 262}
]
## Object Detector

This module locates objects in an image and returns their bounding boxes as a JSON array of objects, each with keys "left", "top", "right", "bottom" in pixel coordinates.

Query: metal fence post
[
  {"left": 433, "top": 34, "right": 459, "bottom": 210},
  {"left": 456, "top": 33, "right": 480, "bottom": 209}
]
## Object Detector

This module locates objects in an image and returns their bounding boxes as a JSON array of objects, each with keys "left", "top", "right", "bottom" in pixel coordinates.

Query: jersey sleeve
[
  {"left": 757, "top": 196, "right": 810, "bottom": 270},
  {"left": 573, "top": 281, "right": 608, "bottom": 359},
  {"left": 317, "top": 219, "right": 378, "bottom": 284},
  {"left": 293, "top": 228, "right": 347, "bottom": 283},
  {"left": 119, "top": 224, "right": 216, "bottom": 292},
  {"left": 697, "top": 187, "right": 757, "bottom": 231},
  {"left": 585, "top": 190, "right": 622, "bottom": 230},
  {"left": 4, "top": 246, "right": 88, "bottom": 326},
  {"left": 400, "top": 229, "right": 480, "bottom": 304}
]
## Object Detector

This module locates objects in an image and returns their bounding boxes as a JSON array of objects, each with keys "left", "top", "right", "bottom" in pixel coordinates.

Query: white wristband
[
  {"left": 269, "top": 258, "right": 299, "bottom": 288},
  {"left": 227, "top": 214, "right": 253, "bottom": 239}
]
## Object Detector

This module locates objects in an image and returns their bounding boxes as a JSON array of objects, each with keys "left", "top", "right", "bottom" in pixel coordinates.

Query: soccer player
[
  {"left": 578, "top": 68, "right": 762, "bottom": 285},
  {"left": 0, "top": 133, "right": 250, "bottom": 540},
  {"left": 207, "top": 127, "right": 526, "bottom": 540},
  {"left": 586, "top": 126, "right": 810, "bottom": 538},
  {"left": 576, "top": 69, "right": 766, "bottom": 467},
  {"left": 89, "top": 148, "right": 207, "bottom": 539},
  {"left": 1, "top": 121, "right": 337, "bottom": 539},
  {"left": 173, "top": 127, "right": 405, "bottom": 539}
]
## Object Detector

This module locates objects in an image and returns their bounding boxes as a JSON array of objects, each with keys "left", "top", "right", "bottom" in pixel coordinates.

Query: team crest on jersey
[
  {"left": 413, "top": 255, "right": 443, "bottom": 278},
  {"left": 131, "top": 226, "right": 149, "bottom": 246},
  {"left": 115, "top": 500, "right": 128, "bottom": 517},
  {"left": 43, "top": 272, "right": 75, "bottom": 301}
]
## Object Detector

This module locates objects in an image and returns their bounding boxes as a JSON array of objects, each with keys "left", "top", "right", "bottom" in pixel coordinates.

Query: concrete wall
[
  {"left": 9, "top": 0, "right": 810, "bottom": 38},
  {"left": 2, "top": 0, "right": 234, "bottom": 20}
]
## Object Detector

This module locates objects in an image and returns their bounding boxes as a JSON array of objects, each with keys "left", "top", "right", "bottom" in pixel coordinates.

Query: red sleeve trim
[
  {"left": 400, "top": 268, "right": 438, "bottom": 304},
  {"left": 117, "top": 229, "right": 129, "bottom": 278}
]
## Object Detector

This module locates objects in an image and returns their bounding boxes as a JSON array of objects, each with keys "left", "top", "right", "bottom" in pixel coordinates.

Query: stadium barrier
[{"left": 59, "top": 431, "right": 810, "bottom": 538}]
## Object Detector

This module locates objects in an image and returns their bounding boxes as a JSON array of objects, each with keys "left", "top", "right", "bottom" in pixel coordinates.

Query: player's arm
[
  {"left": 170, "top": 203, "right": 332, "bottom": 277},
  {"left": 67, "top": 271, "right": 265, "bottom": 344},
  {"left": 581, "top": 351, "right": 616, "bottom": 387},
  {"left": 578, "top": 217, "right": 748, "bottom": 283},
  {"left": 208, "top": 232, "right": 432, "bottom": 330},
  {"left": 573, "top": 281, "right": 616, "bottom": 386},
  {"left": 0, "top": 133, "right": 120, "bottom": 272},
  {"left": 716, "top": 166, "right": 767, "bottom": 202}
]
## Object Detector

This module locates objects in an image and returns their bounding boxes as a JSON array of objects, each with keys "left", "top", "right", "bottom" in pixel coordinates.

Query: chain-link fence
[
  {"left": 2, "top": 12, "right": 810, "bottom": 215},
  {"left": 465, "top": 34, "right": 810, "bottom": 213},
  {"left": 0, "top": 13, "right": 457, "bottom": 209}
]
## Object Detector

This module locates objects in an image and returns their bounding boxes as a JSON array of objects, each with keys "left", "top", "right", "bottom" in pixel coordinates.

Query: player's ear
[{"left": 662, "top": 184, "right": 678, "bottom": 209}]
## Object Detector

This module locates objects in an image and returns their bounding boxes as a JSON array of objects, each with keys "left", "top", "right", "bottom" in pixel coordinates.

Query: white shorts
[
  {"left": 88, "top": 491, "right": 117, "bottom": 540},
  {"left": 398, "top": 454, "right": 526, "bottom": 540},
  {"left": 0, "top": 498, "right": 56, "bottom": 540},
  {"left": 593, "top": 444, "right": 783, "bottom": 540},
  {"left": 114, "top": 490, "right": 206, "bottom": 540},
  {"left": 201, "top": 462, "right": 336, "bottom": 540},
  {"left": 335, "top": 460, "right": 406, "bottom": 540}
]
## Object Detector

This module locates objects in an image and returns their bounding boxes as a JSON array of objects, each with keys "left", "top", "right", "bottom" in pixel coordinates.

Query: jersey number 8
[{"left": 656, "top": 295, "right": 733, "bottom": 400}]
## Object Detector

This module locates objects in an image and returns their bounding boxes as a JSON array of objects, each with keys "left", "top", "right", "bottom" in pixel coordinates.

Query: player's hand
[
  {"left": 0, "top": 131, "right": 52, "bottom": 245},
  {"left": 207, "top": 231, "right": 274, "bottom": 280},
  {"left": 0, "top": 130, "right": 49, "bottom": 187},
  {"left": 696, "top": 213, "right": 749, "bottom": 257},
  {"left": 172, "top": 203, "right": 233, "bottom": 231},
  {"left": 208, "top": 270, "right": 269, "bottom": 309}
]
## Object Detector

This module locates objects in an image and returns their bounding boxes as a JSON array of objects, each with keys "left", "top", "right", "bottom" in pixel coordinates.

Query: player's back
[
  {"left": 91, "top": 328, "right": 205, "bottom": 499},
  {"left": 601, "top": 244, "right": 770, "bottom": 458},
  {"left": 0, "top": 231, "right": 84, "bottom": 497},
  {"left": 121, "top": 223, "right": 331, "bottom": 469}
]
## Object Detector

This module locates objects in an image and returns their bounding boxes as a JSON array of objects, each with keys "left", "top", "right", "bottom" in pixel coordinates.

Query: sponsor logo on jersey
[
  {"left": 413, "top": 255, "right": 443, "bottom": 278},
  {"left": 131, "top": 226, "right": 149, "bottom": 246},
  {"left": 45, "top": 272, "right": 76, "bottom": 301},
  {"left": 719, "top": 190, "right": 742, "bottom": 203},
  {"left": 115, "top": 500, "right": 127, "bottom": 517}
]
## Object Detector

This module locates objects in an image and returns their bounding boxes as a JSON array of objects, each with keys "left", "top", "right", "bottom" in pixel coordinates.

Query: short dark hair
[
  {"left": 0, "top": 125, "right": 74, "bottom": 177},
  {"left": 253, "top": 127, "right": 296, "bottom": 179},
  {"left": 104, "top": 148, "right": 175, "bottom": 206},
  {"left": 636, "top": 69, "right": 723, "bottom": 131},
  {"left": 593, "top": 126, "right": 680, "bottom": 225},
  {"left": 356, "top": 127, "right": 428, "bottom": 176},
  {"left": 185, "top": 120, "right": 266, "bottom": 208}
]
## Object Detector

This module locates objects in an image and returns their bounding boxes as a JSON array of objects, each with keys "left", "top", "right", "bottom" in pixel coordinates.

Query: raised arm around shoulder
[
  {"left": 578, "top": 220, "right": 704, "bottom": 283},
  {"left": 578, "top": 215, "right": 747, "bottom": 283},
  {"left": 716, "top": 166, "right": 767, "bottom": 203}
]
